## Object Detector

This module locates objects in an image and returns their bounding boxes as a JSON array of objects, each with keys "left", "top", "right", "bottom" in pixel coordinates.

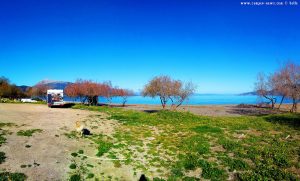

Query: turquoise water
[
  {"left": 98, "top": 94, "right": 271, "bottom": 105},
  {"left": 65, "top": 94, "right": 291, "bottom": 105}
]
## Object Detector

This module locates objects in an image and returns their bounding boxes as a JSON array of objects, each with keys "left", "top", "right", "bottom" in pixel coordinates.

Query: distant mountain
[
  {"left": 17, "top": 85, "right": 30, "bottom": 92},
  {"left": 239, "top": 91, "right": 257, "bottom": 96},
  {"left": 36, "top": 80, "right": 72, "bottom": 90}
]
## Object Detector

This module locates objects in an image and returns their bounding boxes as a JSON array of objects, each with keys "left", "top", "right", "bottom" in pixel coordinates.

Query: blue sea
[{"left": 64, "top": 94, "right": 292, "bottom": 105}]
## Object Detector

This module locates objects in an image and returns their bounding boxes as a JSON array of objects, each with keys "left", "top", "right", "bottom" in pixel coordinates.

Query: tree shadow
[
  {"left": 143, "top": 110, "right": 160, "bottom": 114},
  {"left": 50, "top": 103, "right": 75, "bottom": 108},
  {"left": 263, "top": 114, "right": 300, "bottom": 129},
  {"left": 97, "top": 103, "right": 128, "bottom": 108},
  {"left": 226, "top": 107, "right": 284, "bottom": 116}
]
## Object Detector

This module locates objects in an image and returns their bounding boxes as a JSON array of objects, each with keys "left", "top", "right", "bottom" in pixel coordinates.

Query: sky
[{"left": 0, "top": 0, "right": 299, "bottom": 93}]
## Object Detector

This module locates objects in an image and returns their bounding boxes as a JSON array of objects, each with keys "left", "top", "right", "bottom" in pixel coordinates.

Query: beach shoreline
[{"left": 119, "top": 103, "right": 296, "bottom": 117}]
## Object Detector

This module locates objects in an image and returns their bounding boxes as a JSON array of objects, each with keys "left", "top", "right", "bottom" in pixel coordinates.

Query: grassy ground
[{"left": 71, "top": 104, "right": 300, "bottom": 180}]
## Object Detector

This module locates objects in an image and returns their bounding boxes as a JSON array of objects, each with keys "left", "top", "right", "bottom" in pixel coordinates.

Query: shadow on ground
[
  {"left": 50, "top": 103, "right": 75, "bottom": 108},
  {"left": 226, "top": 107, "right": 284, "bottom": 116},
  {"left": 226, "top": 104, "right": 287, "bottom": 116},
  {"left": 263, "top": 114, "right": 300, "bottom": 129},
  {"left": 143, "top": 110, "right": 160, "bottom": 114}
]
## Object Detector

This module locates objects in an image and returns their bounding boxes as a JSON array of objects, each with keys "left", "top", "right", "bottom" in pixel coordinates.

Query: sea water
[{"left": 65, "top": 94, "right": 291, "bottom": 105}]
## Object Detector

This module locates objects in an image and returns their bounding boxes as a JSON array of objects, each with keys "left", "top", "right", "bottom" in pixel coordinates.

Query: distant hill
[
  {"left": 36, "top": 80, "right": 72, "bottom": 90},
  {"left": 239, "top": 91, "right": 257, "bottom": 96},
  {"left": 17, "top": 85, "right": 30, "bottom": 92}
]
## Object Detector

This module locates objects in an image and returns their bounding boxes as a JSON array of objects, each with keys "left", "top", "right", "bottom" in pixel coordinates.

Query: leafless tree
[
  {"left": 255, "top": 72, "right": 277, "bottom": 109},
  {"left": 113, "top": 88, "right": 134, "bottom": 106},
  {"left": 0, "top": 77, "right": 11, "bottom": 98},
  {"left": 65, "top": 80, "right": 103, "bottom": 105},
  {"left": 272, "top": 70, "right": 289, "bottom": 109},
  {"left": 169, "top": 81, "right": 196, "bottom": 109},
  {"left": 31, "top": 83, "right": 51, "bottom": 100},
  {"left": 143, "top": 75, "right": 196, "bottom": 109},
  {"left": 279, "top": 62, "right": 300, "bottom": 112},
  {"left": 142, "top": 75, "right": 172, "bottom": 109}
]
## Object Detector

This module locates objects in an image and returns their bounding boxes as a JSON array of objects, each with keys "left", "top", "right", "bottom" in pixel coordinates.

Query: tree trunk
[
  {"left": 290, "top": 98, "right": 297, "bottom": 113},
  {"left": 176, "top": 99, "right": 184, "bottom": 108},
  {"left": 271, "top": 99, "right": 275, "bottom": 109},
  {"left": 92, "top": 96, "right": 98, "bottom": 106},
  {"left": 160, "top": 97, "right": 166, "bottom": 109},
  {"left": 263, "top": 95, "right": 276, "bottom": 109},
  {"left": 122, "top": 99, "right": 127, "bottom": 107},
  {"left": 87, "top": 96, "right": 98, "bottom": 106},
  {"left": 169, "top": 97, "right": 176, "bottom": 110},
  {"left": 81, "top": 96, "right": 87, "bottom": 104},
  {"left": 278, "top": 96, "right": 285, "bottom": 109}
]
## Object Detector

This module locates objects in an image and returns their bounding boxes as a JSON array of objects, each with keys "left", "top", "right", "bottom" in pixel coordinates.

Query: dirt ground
[{"left": 0, "top": 104, "right": 100, "bottom": 180}]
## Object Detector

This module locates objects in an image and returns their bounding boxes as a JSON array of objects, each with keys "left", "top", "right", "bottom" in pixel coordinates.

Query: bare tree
[
  {"left": 65, "top": 79, "right": 118, "bottom": 106},
  {"left": 113, "top": 88, "right": 134, "bottom": 106},
  {"left": 143, "top": 75, "right": 196, "bottom": 109},
  {"left": 65, "top": 80, "right": 101, "bottom": 105},
  {"left": 170, "top": 81, "right": 196, "bottom": 109},
  {"left": 101, "top": 81, "right": 113, "bottom": 104},
  {"left": 255, "top": 72, "right": 277, "bottom": 109},
  {"left": 142, "top": 75, "right": 172, "bottom": 109},
  {"left": 280, "top": 62, "right": 300, "bottom": 112},
  {"left": 31, "top": 83, "right": 51, "bottom": 100},
  {"left": 0, "top": 77, "right": 11, "bottom": 98},
  {"left": 272, "top": 70, "right": 289, "bottom": 109}
]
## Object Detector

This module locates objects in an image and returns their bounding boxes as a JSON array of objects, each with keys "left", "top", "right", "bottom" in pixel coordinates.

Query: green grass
[
  {"left": 17, "top": 129, "right": 42, "bottom": 137},
  {"left": 192, "top": 125, "right": 223, "bottom": 133},
  {"left": 72, "top": 104, "right": 300, "bottom": 180},
  {"left": 64, "top": 131, "right": 78, "bottom": 139},
  {"left": 0, "top": 123, "right": 15, "bottom": 127},
  {"left": 0, "top": 122, "right": 14, "bottom": 146},
  {"left": 69, "top": 174, "right": 81, "bottom": 181},
  {"left": 0, "top": 98, "right": 46, "bottom": 105},
  {"left": 86, "top": 173, "right": 94, "bottom": 179},
  {"left": 0, "top": 134, "right": 6, "bottom": 146},
  {"left": 96, "top": 140, "right": 113, "bottom": 157},
  {"left": 0, "top": 172, "right": 27, "bottom": 181},
  {"left": 87, "top": 134, "right": 114, "bottom": 157},
  {"left": 0, "top": 152, "right": 6, "bottom": 164},
  {"left": 69, "top": 163, "right": 77, "bottom": 169},
  {"left": 71, "top": 152, "right": 78, "bottom": 157}
]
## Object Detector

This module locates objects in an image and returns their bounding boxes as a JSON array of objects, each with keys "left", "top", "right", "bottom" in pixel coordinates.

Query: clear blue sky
[{"left": 0, "top": 0, "right": 299, "bottom": 93}]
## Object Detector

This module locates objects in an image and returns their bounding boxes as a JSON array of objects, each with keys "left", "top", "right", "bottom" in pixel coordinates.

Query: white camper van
[{"left": 47, "top": 89, "right": 64, "bottom": 107}]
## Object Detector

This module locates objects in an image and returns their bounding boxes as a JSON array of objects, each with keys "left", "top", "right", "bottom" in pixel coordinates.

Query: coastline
[{"left": 120, "top": 103, "right": 297, "bottom": 117}]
